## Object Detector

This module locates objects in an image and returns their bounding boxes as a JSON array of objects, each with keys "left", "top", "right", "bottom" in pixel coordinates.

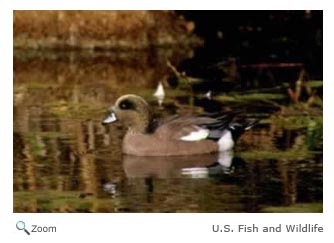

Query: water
[{"left": 13, "top": 50, "right": 322, "bottom": 213}]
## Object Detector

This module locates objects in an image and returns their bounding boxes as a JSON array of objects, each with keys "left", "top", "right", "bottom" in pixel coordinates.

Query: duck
[{"left": 102, "top": 94, "right": 257, "bottom": 156}]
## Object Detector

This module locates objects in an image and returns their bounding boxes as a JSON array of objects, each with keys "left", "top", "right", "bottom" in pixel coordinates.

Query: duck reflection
[
  {"left": 122, "top": 151, "right": 242, "bottom": 179},
  {"left": 103, "top": 152, "right": 245, "bottom": 201}
]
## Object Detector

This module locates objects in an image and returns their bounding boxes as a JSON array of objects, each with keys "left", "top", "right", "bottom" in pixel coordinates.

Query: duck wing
[{"left": 155, "top": 113, "right": 235, "bottom": 141}]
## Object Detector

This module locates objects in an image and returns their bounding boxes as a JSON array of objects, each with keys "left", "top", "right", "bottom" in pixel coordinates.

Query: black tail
[{"left": 229, "top": 120, "right": 259, "bottom": 142}]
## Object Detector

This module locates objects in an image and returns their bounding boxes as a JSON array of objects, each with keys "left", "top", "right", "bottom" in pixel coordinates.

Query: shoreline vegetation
[{"left": 14, "top": 10, "right": 201, "bottom": 50}]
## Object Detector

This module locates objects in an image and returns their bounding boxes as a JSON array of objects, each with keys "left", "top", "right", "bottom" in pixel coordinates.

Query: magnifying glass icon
[{"left": 16, "top": 221, "right": 30, "bottom": 235}]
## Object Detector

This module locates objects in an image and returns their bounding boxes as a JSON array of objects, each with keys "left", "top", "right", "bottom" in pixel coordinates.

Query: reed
[{"left": 14, "top": 10, "right": 199, "bottom": 50}]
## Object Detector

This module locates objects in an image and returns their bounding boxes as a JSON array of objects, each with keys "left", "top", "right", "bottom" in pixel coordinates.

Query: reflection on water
[
  {"left": 13, "top": 50, "right": 322, "bottom": 213},
  {"left": 123, "top": 152, "right": 234, "bottom": 178}
]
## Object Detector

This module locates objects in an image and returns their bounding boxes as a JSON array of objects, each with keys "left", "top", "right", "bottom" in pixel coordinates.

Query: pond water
[{"left": 13, "top": 49, "right": 322, "bottom": 213}]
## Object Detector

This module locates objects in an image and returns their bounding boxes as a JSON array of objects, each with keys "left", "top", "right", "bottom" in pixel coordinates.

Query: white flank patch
[
  {"left": 218, "top": 130, "right": 234, "bottom": 151},
  {"left": 180, "top": 128, "right": 209, "bottom": 141}
]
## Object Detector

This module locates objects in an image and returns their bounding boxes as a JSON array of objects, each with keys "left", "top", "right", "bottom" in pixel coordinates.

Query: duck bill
[{"left": 102, "top": 112, "right": 118, "bottom": 125}]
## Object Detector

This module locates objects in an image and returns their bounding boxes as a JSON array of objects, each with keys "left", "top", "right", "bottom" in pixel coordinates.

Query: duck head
[{"left": 102, "top": 94, "right": 151, "bottom": 133}]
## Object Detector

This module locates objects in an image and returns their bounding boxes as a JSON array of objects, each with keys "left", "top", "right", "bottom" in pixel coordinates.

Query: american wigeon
[{"left": 102, "top": 94, "right": 257, "bottom": 156}]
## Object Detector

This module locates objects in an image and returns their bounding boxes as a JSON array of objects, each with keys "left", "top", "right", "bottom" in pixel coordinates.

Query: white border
[{"left": 1, "top": 1, "right": 332, "bottom": 242}]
